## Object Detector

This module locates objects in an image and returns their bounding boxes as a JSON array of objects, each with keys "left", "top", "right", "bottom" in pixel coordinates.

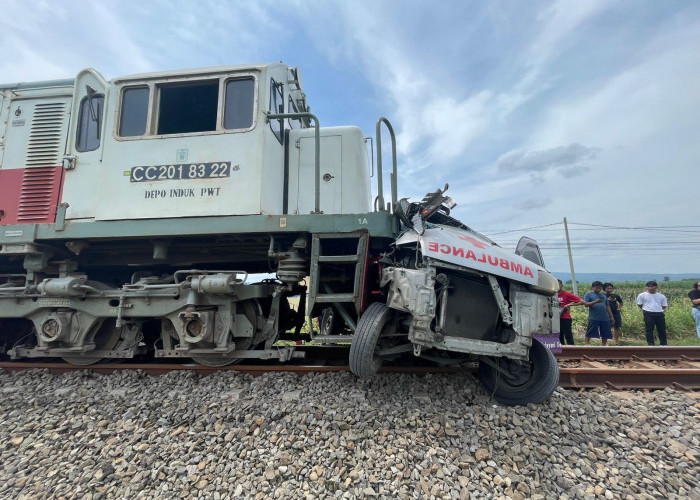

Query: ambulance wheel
[
  {"left": 478, "top": 338, "right": 559, "bottom": 405},
  {"left": 349, "top": 303, "right": 395, "bottom": 379}
]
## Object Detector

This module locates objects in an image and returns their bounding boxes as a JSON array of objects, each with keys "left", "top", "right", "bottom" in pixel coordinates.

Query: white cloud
[
  {"left": 497, "top": 144, "right": 599, "bottom": 175},
  {"left": 528, "top": 0, "right": 611, "bottom": 69},
  {"left": 0, "top": 0, "right": 288, "bottom": 83}
]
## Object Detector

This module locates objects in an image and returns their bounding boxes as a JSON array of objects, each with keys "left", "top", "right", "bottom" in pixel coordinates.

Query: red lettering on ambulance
[
  {"left": 458, "top": 235, "right": 488, "bottom": 249},
  {"left": 425, "top": 240, "right": 534, "bottom": 280}
]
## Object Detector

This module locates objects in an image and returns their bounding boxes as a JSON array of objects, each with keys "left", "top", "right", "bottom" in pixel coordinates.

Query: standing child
[
  {"left": 603, "top": 283, "right": 624, "bottom": 345},
  {"left": 583, "top": 281, "right": 614, "bottom": 346}
]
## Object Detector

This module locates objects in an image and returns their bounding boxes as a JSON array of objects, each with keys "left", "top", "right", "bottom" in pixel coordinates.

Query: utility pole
[{"left": 564, "top": 217, "right": 577, "bottom": 296}]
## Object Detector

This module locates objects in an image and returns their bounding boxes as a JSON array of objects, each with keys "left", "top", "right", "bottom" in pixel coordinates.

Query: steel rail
[
  {"left": 558, "top": 367, "right": 700, "bottom": 390},
  {"left": 2, "top": 361, "right": 699, "bottom": 391},
  {"left": 0, "top": 362, "right": 466, "bottom": 376},
  {"left": 556, "top": 346, "right": 700, "bottom": 361}
]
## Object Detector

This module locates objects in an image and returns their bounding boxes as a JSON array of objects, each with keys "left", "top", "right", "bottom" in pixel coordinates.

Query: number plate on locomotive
[{"left": 129, "top": 162, "right": 231, "bottom": 182}]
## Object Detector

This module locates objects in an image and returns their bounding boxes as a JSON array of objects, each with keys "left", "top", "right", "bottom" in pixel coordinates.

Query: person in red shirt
[{"left": 557, "top": 279, "right": 584, "bottom": 345}]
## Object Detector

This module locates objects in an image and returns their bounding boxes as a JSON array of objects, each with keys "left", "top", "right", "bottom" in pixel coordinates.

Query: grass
[{"left": 567, "top": 279, "right": 700, "bottom": 346}]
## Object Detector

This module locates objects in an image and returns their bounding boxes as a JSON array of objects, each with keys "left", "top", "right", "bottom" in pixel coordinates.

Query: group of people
[
  {"left": 557, "top": 280, "right": 625, "bottom": 346},
  {"left": 556, "top": 279, "right": 700, "bottom": 346}
]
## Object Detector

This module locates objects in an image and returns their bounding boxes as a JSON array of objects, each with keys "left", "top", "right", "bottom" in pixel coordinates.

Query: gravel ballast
[{"left": 1, "top": 369, "right": 698, "bottom": 499}]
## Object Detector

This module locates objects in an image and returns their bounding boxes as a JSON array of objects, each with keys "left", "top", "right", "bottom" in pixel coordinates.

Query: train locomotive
[{"left": 0, "top": 63, "right": 559, "bottom": 404}]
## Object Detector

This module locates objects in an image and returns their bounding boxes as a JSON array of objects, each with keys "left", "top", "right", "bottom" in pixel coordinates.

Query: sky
[{"left": 2, "top": 0, "right": 699, "bottom": 276}]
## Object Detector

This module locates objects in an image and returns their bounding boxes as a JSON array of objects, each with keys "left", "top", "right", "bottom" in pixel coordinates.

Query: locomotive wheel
[
  {"left": 349, "top": 302, "right": 395, "bottom": 379},
  {"left": 478, "top": 338, "right": 559, "bottom": 406},
  {"left": 62, "top": 320, "right": 128, "bottom": 366},
  {"left": 191, "top": 300, "right": 259, "bottom": 367},
  {"left": 191, "top": 336, "right": 253, "bottom": 367}
]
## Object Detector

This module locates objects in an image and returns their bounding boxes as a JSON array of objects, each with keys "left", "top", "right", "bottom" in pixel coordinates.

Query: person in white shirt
[{"left": 636, "top": 280, "right": 668, "bottom": 346}]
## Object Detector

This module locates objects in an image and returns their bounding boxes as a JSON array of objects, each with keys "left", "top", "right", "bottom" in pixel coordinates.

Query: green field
[{"left": 567, "top": 280, "right": 700, "bottom": 345}]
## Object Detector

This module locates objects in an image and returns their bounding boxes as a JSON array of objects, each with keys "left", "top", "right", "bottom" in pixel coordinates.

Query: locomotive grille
[
  {"left": 26, "top": 102, "right": 66, "bottom": 166},
  {"left": 17, "top": 166, "right": 61, "bottom": 222}
]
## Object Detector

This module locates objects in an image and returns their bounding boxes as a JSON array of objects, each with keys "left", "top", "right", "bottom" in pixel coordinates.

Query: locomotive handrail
[
  {"left": 375, "top": 117, "right": 398, "bottom": 212},
  {"left": 267, "top": 112, "right": 321, "bottom": 214}
]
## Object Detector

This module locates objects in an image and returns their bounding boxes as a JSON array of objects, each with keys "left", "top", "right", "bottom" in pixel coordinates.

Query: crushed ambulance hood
[{"left": 395, "top": 224, "right": 558, "bottom": 295}]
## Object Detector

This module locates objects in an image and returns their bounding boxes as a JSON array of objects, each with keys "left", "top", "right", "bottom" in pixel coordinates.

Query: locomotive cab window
[
  {"left": 224, "top": 77, "right": 255, "bottom": 130},
  {"left": 119, "top": 86, "right": 150, "bottom": 137},
  {"left": 76, "top": 93, "right": 104, "bottom": 152},
  {"left": 157, "top": 80, "right": 218, "bottom": 135},
  {"left": 118, "top": 74, "right": 257, "bottom": 138}
]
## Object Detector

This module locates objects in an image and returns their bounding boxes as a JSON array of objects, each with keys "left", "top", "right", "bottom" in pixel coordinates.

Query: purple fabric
[{"left": 533, "top": 333, "right": 562, "bottom": 354}]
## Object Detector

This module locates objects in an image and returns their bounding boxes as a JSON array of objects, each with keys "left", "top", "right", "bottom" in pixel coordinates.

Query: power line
[
  {"left": 568, "top": 224, "right": 700, "bottom": 234},
  {"left": 483, "top": 221, "right": 700, "bottom": 265},
  {"left": 497, "top": 241, "right": 700, "bottom": 248},
  {"left": 569, "top": 222, "right": 700, "bottom": 230},
  {"left": 485, "top": 222, "right": 700, "bottom": 235},
  {"left": 486, "top": 222, "right": 562, "bottom": 235}
]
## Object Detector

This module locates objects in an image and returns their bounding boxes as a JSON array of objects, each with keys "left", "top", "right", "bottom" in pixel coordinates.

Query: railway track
[
  {"left": 556, "top": 346, "right": 700, "bottom": 390},
  {"left": 1, "top": 346, "right": 699, "bottom": 391}
]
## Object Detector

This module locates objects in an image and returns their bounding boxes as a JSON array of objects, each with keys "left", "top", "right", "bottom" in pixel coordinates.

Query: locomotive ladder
[{"left": 308, "top": 232, "right": 369, "bottom": 336}]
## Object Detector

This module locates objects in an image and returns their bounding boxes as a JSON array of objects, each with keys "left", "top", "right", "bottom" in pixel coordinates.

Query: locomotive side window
[
  {"left": 269, "top": 79, "right": 284, "bottom": 143},
  {"left": 224, "top": 78, "right": 255, "bottom": 130},
  {"left": 76, "top": 93, "right": 104, "bottom": 152},
  {"left": 157, "top": 80, "right": 218, "bottom": 135},
  {"left": 119, "top": 87, "right": 149, "bottom": 137}
]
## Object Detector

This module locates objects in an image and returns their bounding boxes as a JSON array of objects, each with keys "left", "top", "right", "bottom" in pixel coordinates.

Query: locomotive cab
[{"left": 1, "top": 64, "right": 372, "bottom": 225}]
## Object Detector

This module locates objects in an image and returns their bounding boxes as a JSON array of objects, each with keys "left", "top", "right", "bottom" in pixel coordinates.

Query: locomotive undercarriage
[
  {"left": 0, "top": 270, "right": 305, "bottom": 366},
  {"left": 0, "top": 230, "right": 321, "bottom": 366}
]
